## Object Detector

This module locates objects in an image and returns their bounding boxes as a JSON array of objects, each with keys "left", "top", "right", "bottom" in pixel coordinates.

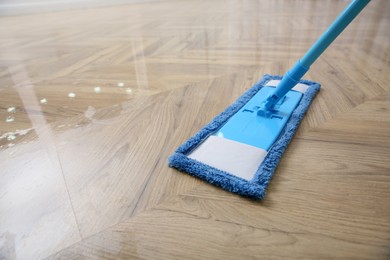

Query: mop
[{"left": 168, "top": 0, "right": 370, "bottom": 199}]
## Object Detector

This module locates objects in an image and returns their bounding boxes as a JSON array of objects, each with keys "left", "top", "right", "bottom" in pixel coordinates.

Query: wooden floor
[{"left": 1, "top": 0, "right": 389, "bottom": 259}]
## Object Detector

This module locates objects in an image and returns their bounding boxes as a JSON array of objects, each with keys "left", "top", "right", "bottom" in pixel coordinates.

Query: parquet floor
[{"left": 0, "top": 0, "right": 389, "bottom": 259}]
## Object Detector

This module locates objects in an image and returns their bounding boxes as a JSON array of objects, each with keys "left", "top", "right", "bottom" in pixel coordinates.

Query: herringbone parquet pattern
[{"left": 0, "top": 0, "right": 389, "bottom": 259}]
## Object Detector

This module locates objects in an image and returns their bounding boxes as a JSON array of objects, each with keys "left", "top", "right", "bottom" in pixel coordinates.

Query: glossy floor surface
[{"left": 1, "top": 0, "right": 390, "bottom": 259}]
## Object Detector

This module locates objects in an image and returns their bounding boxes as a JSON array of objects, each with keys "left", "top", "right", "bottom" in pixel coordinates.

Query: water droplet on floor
[
  {"left": 6, "top": 116, "right": 14, "bottom": 123},
  {"left": 94, "top": 86, "right": 101, "bottom": 93},
  {"left": 7, "top": 107, "right": 16, "bottom": 113},
  {"left": 40, "top": 98, "right": 48, "bottom": 104},
  {"left": 117, "top": 82, "right": 124, "bottom": 87},
  {"left": 7, "top": 134, "right": 16, "bottom": 141},
  {"left": 68, "top": 92, "right": 76, "bottom": 98},
  {"left": 126, "top": 88, "right": 132, "bottom": 94}
]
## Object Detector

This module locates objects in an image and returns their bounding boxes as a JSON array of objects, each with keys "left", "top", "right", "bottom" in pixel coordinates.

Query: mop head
[{"left": 168, "top": 74, "right": 320, "bottom": 199}]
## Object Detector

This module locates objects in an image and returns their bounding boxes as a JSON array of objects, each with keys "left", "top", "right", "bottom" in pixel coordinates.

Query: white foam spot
[
  {"left": 0, "top": 128, "right": 32, "bottom": 141},
  {"left": 7, "top": 135, "right": 16, "bottom": 141},
  {"left": 94, "top": 86, "right": 101, "bottom": 93},
  {"left": 6, "top": 116, "right": 14, "bottom": 123},
  {"left": 117, "top": 82, "right": 124, "bottom": 87},
  {"left": 40, "top": 98, "right": 48, "bottom": 104},
  {"left": 68, "top": 92, "right": 76, "bottom": 98},
  {"left": 7, "top": 107, "right": 16, "bottom": 113}
]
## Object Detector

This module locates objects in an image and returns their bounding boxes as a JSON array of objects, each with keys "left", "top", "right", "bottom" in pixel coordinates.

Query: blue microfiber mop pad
[{"left": 168, "top": 74, "right": 320, "bottom": 200}]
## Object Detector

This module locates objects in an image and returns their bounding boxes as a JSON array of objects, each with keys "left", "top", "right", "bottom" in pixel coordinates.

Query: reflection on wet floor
[
  {"left": 1, "top": 79, "right": 136, "bottom": 149},
  {"left": 0, "top": 0, "right": 389, "bottom": 259}
]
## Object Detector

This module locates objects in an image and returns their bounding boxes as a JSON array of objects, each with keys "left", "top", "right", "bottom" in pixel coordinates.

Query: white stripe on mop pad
[
  {"left": 265, "top": 79, "right": 309, "bottom": 93},
  {"left": 188, "top": 135, "right": 267, "bottom": 181}
]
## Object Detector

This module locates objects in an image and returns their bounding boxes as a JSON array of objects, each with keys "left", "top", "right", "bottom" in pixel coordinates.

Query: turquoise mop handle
[{"left": 259, "top": 0, "right": 370, "bottom": 114}]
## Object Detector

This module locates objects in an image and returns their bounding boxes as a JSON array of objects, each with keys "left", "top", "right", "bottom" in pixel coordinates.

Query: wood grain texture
[{"left": 0, "top": 0, "right": 389, "bottom": 259}]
